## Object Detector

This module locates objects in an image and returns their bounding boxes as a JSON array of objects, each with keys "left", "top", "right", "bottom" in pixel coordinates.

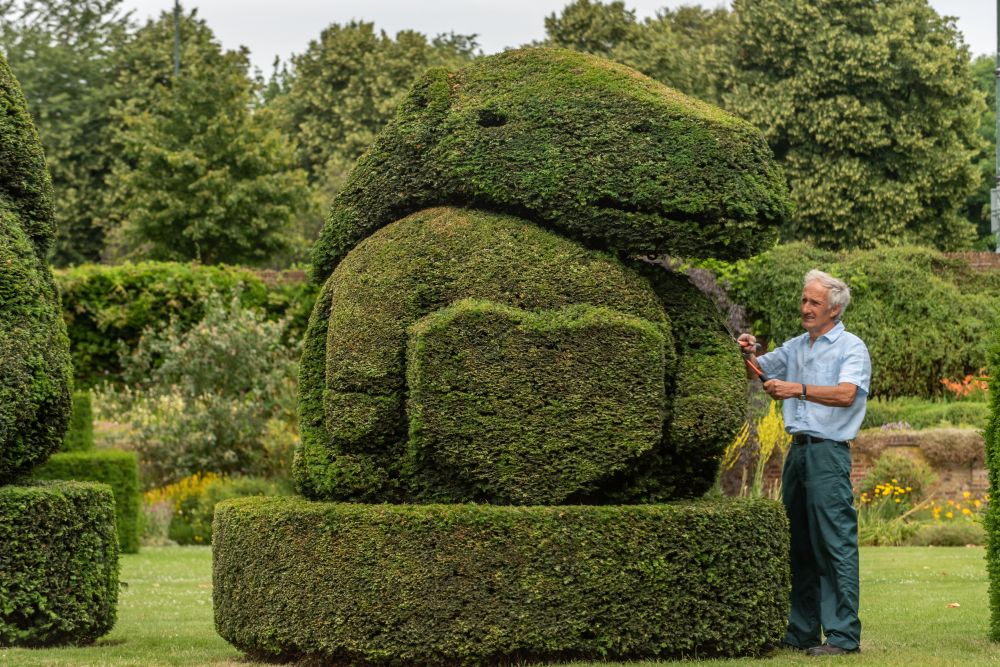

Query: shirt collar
[{"left": 818, "top": 320, "right": 845, "bottom": 343}]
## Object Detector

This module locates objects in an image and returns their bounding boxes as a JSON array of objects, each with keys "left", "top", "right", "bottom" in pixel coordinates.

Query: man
[{"left": 738, "top": 269, "right": 871, "bottom": 657}]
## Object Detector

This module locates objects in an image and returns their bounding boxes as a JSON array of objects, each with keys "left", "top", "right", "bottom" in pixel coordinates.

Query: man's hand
[
  {"left": 763, "top": 379, "right": 801, "bottom": 400},
  {"left": 737, "top": 333, "right": 757, "bottom": 355}
]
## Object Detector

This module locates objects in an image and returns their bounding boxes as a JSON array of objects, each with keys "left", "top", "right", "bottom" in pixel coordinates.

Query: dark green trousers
[{"left": 781, "top": 438, "right": 861, "bottom": 650}]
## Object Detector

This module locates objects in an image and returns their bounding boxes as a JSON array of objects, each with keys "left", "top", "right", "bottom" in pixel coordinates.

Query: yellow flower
[
  {"left": 891, "top": 479, "right": 898, "bottom": 484},
  {"left": 906, "top": 487, "right": 913, "bottom": 492},
  {"left": 895, "top": 498, "right": 902, "bottom": 503},
  {"left": 975, "top": 500, "right": 982, "bottom": 508},
  {"left": 946, "top": 511, "right": 954, "bottom": 519},
  {"left": 962, "top": 508, "right": 972, "bottom": 516},
  {"left": 963, "top": 491, "right": 971, "bottom": 499}
]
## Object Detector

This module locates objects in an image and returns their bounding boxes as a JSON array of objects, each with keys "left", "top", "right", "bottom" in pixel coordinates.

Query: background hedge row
[
  {"left": 724, "top": 243, "right": 1000, "bottom": 398},
  {"left": 31, "top": 450, "right": 141, "bottom": 554},
  {"left": 213, "top": 496, "right": 789, "bottom": 664},
  {"left": 54, "top": 262, "right": 317, "bottom": 388},
  {"left": 0, "top": 481, "right": 119, "bottom": 646}
]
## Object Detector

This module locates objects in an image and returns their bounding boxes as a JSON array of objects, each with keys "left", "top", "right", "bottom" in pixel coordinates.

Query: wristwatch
[{"left": 800, "top": 383, "right": 807, "bottom": 400}]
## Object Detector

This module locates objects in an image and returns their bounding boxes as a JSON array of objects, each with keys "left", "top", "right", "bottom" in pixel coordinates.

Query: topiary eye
[{"left": 476, "top": 108, "right": 507, "bottom": 127}]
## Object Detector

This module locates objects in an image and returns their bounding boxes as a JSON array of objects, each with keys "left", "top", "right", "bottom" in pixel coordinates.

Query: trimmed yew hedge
[
  {"left": 0, "top": 53, "right": 72, "bottom": 482},
  {"left": 62, "top": 391, "right": 94, "bottom": 452},
  {"left": 296, "top": 207, "right": 743, "bottom": 503},
  {"left": 311, "top": 47, "right": 791, "bottom": 283},
  {"left": 55, "top": 261, "right": 317, "bottom": 388},
  {"left": 213, "top": 496, "right": 789, "bottom": 664},
  {"left": 407, "top": 299, "right": 667, "bottom": 504},
  {"left": 0, "top": 481, "right": 119, "bottom": 646},
  {"left": 32, "top": 450, "right": 141, "bottom": 554},
  {"left": 986, "top": 325, "right": 1000, "bottom": 640}
]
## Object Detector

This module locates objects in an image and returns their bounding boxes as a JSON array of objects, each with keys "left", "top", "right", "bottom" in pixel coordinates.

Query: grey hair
[{"left": 804, "top": 269, "right": 850, "bottom": 318}]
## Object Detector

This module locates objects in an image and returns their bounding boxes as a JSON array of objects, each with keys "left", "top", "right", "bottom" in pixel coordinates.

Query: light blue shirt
[{"left": 756, "top": 321, "right": 872, "bottom": 442}]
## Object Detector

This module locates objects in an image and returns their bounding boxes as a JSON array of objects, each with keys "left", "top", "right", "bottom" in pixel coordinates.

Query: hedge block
[
  {"left": 62, "top": 391, "right": 94, "bottom": 452},
  {"left": 0, "top": 481, "right": 119, "bottom": 646},
  {"left": 32, "top": 450, "right": 142, "bottom": 554},
  {"left": 213, "top": 497, "right": 790, "bottom": 664},
  {"left": 406, "top": 299, "right": 667, "bottom": 504}
]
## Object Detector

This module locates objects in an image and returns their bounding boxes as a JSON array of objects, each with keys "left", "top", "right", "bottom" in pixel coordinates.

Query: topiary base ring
[
  {"left": 0, "top": 481, "right": 120, "bottom": 647},
  {"left": 213, "top": 496, "right": 789, "bottom": 664}
]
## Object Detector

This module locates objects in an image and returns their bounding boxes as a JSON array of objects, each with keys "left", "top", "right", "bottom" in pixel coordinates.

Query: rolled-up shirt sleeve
[{"left": 838, "top": 340, "right": 872, "bottom": 395}]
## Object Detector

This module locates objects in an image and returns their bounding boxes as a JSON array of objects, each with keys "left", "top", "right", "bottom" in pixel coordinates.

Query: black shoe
[
  {"left": 806, "top": 643, "right": 860, "bottom": 656},
  {"left": 761, "top": 641, "right": 809, "bottom": 653}
]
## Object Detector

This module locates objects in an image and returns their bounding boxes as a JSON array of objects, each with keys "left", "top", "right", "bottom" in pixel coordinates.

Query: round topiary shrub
[
  {"left": 296, "top": 206, "right": 745, "bottom": 504},
  {"left": 217, "top": 48, "right": 792, "bottom": 664},
  {"left": 0, "top": 481, "right": 119, "bottom": 647},
  {"left": 214, "top": 496, "right": 789, "bottom": 664}
]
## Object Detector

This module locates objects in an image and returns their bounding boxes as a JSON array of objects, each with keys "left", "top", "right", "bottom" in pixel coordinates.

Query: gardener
[{"left": 738, "top": 269, "right": 871, "bottom": 657}]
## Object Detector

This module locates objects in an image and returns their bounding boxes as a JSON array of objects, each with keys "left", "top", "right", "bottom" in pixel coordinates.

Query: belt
[{"left": 791, "top": 433, "right": 848, "bottom": 447}]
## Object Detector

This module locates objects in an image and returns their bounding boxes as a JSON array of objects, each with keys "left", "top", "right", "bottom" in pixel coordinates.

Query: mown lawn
[{"left": 1, "top": 546, "right": 997, "bottom": 666}]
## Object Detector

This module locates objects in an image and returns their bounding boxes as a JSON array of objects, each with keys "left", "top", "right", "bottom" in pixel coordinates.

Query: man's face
[{"left": 800, "top": 281, "right": 840, "bottom": 336}]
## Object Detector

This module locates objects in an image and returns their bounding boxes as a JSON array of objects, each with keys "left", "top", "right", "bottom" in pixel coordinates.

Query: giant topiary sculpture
[
  {"left": 214, "top": 48, "right": 793, "bottom": 663},
  {"left": 0, "top": 53, "right": 119, "bottom": 647}
]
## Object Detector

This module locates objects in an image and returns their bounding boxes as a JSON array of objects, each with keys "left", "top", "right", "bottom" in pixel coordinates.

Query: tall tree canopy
[
  {"left": 0, "top": 0, "right": 132, "bottom": 265},
  {"left": 102, "top": 9, "right": 307, "bottom": 265},
  {"left": 966, "top": 53, "right": 996, "bottom": 246},
  {"left": 726, "top": 0, "right": 984, "bottom": 251},
  {"left": 276, "top": 22, "right": 477, "bottom": 196},
  {"left": 543, "top": 1, "right": 731, "bottom": 105}
]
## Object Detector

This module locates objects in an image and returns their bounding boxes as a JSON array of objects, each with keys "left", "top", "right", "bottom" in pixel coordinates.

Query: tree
[
  {"left": 726, "top": 0, "right": 984, "bottom": 251},
  {"left": 613, "top": 6, "right": 732, "bottom": 106},
  {"left": 966, "top": 54, "right": 995, "bottom": 247},
  {"left": 103, "top": 8, "right": 308, "bottom": 265},
  {"left": 0, "top": 0, "right": 132, "bottom": 265},
  {"left": 543, "top": 1, "right": 732, "bottom": 106},
  {"left": 543, "top": 0, "right": 637, "bottom": 57},
  {"left": 275, "top": 22, "right": 477, "bottom": 195}
]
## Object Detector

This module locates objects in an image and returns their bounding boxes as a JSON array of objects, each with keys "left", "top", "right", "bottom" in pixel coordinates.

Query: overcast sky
[{"left": 118, "top": 0, "right": 995, "bottom": 75}]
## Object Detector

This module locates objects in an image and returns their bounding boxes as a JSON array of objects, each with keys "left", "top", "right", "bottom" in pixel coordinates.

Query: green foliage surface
[
  {"left": 0, "top": 52, "right": 54, "bottom": 260},
  {"left": 0, "top": 53, "right": 72, "bottom": 481},
  {"left": 311, "top": 47, "right": 790, "bottom": 282},
  {"left": 0, "top": 546, "right": 992, "bottom": 667},
  {"left": 101, "top": 9, "right": 307, "bottom": 265},
  {"left": 545, "top": 1, "right": 732, "bottom": 106},
  {"left": 863, "top": 397, "right": 989, "bottom": 430},
  {"left": 729, "top": 243, "right": 999, "bottom": 398},
  {"left": 213, "top": 496, "right": 789, "bottom": 664},
  {"left": 0, "top": 0, "right": 132, "bottom": 266},
  {"left": 297, "top": 207, "right": 743, "bottom": 503},
  {"left": 167, "top": 476, "right": 287, "bottom": 546},
  {"left": 55, "top": 261, "right": 316, "bottom": 387},
  {"left": 0, "top": 481, "right": 119, "bottom": 647},
  {"left": 61, "top": 391, "right": 94, "bottom": 452},
  {"left": 726, "top": 0, "right": 983, "bottom": 250},
  {"left": 966, "top": 54, "right": 996, "bottom": 245},
  {"left": 32, "top": 450, "right": 141, "bottom": 554},
  {"left": 97, "top": 291, "right": 299, "bottom": 487},
  {"left": 406, "top": 299, "right": 667, "bottom": 504},
  {"left": 276, "top": 21, "right": 476, "bottom": 189},
  {"left": 986, "top": 323, "right": 1000, "bottom": 640}
]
